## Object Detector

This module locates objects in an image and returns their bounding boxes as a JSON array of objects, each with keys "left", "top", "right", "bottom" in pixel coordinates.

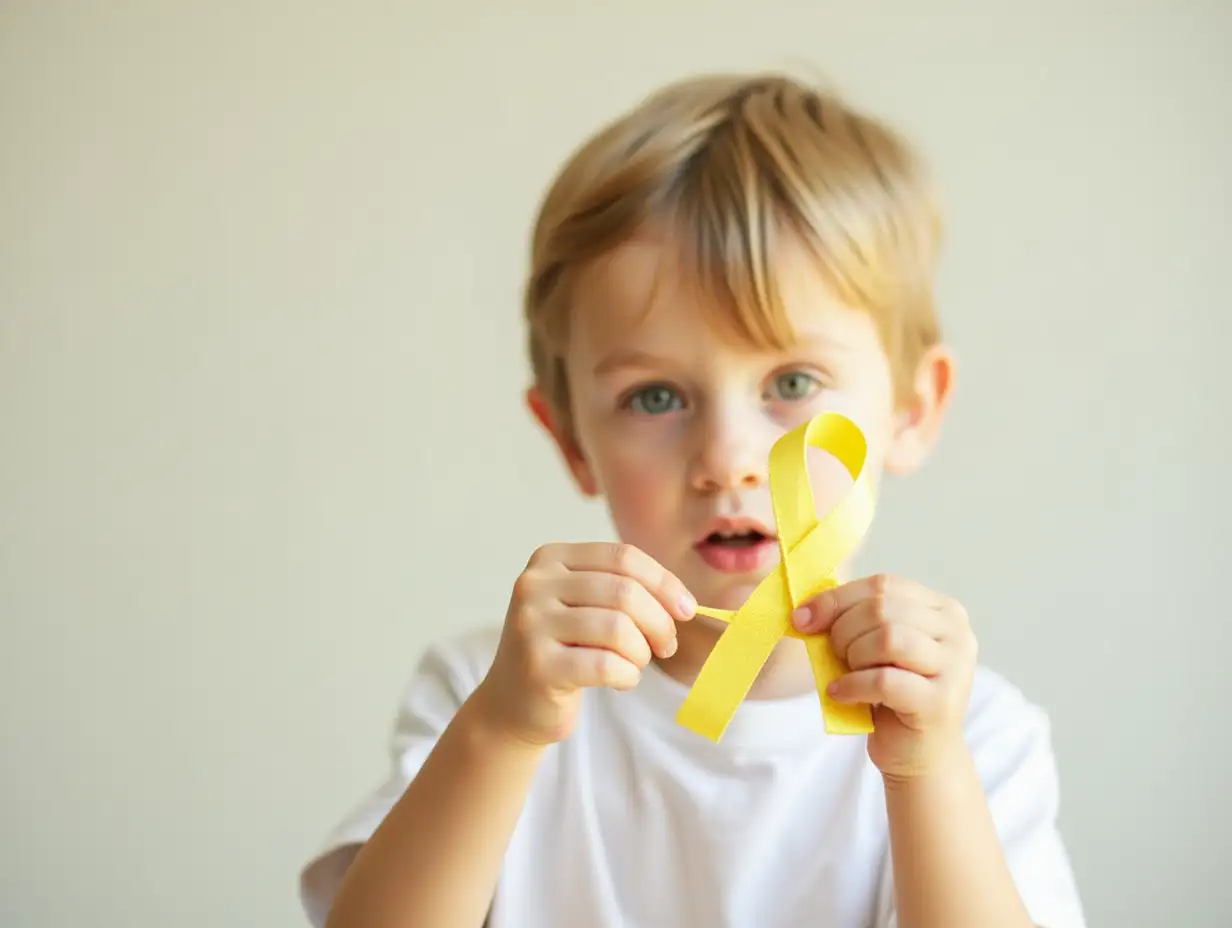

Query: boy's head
[{"left": 522, "top": 71, "right": 955, "bottom": 612}]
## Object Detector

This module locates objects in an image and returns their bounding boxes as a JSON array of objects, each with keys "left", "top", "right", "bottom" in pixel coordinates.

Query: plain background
[{"left": 2, "top": 2, "right": 1228, "bottom": 926}]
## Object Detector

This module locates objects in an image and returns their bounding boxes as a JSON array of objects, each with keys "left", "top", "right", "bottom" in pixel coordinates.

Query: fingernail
[
  {"left": 663, "top": 638, "right": 678, "bottom": 658},
  {"left": 792, "top": 606, "right": 812, "bottom": 630},
  {"left": 678, "top": 592, "right": 696, "bottom": 619}
]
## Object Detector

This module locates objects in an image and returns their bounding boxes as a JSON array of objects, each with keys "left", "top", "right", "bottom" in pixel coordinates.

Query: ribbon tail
[{"left": 804, "top": 634, "right": 874, "bottom": 734}]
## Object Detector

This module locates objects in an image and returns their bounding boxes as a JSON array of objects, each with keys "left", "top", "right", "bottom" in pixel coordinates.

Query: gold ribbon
[{"left": 676, "top": 411, "right": 877, "bottom": 742}]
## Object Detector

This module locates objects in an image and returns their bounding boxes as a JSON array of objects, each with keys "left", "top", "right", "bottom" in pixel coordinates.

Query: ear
[
  {"left": 526, "top": 385, "right": 600, "bottom": 497},
  {"left": 883, "top": 343, "right": 956, "bottom": 476}
]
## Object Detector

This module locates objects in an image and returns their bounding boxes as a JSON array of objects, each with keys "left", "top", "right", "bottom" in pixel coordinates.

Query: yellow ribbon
[{"left": 676, "top": 411, "right": 877, "bottom": 742}]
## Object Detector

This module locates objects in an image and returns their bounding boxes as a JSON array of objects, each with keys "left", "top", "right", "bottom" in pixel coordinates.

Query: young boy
[{"left": 299, "top": 71, "right": 1086, "bottom": 928}]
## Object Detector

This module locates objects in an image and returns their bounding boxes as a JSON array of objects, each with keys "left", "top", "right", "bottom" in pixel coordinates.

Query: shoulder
[
  {"left": 391, "top": 626, "right": 502, "bottom": 731},
  {"left": 406, "top": 625, "right": 502, "bottom": 692},
  {"left": 967, "top": 663, "right": 1051, "bottom": 731},
  {"left": 963, "top": 664, "right": 1065, "bottom": 807},
  {"left": 965, "top": 665, "right": 1054, "bottom": 751}
]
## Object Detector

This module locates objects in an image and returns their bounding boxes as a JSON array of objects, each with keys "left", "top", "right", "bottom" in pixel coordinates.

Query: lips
[
  {"left": 694, "top": 516, "right": 778, "bottom": 573},
  {"left": 700, "top": 527, "right": 771, "bottom": 547},
  {"left": 695, "top": 516, "right": 774, "bottom": 544}
]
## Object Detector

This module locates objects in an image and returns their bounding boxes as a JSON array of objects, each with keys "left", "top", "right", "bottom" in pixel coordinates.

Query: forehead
[{"left": 568, "top": 231, "right": 873, "bottom": 362}]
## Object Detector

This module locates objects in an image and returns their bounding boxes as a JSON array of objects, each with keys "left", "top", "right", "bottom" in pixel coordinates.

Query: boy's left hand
[{"left": 792, "top": 573, "right": 977, "bottom": 781}]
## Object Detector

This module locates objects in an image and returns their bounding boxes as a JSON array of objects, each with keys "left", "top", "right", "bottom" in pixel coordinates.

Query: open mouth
[
  {"left": 695, "top": 524, "right": 777, "bottom": 573},
  {"left": 701, "top": 529, "right": 772, "bottom": 548}
]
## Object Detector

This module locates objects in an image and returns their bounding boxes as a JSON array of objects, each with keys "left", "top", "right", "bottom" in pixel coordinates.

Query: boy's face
[{"left": 530, "top": 232, "right": 952, "bottom": 617}]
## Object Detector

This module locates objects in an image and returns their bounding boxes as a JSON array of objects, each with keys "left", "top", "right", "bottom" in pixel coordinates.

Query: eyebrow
[{"left": 592, "top": 349, "right": 675, "bottom": 377}]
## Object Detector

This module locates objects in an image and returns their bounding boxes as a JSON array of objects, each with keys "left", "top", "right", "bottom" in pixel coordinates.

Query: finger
[
  {"left": 554, "top": 570, "right": 678, "bottom": 660},
  {"left": 828, "top": 666, "right": 932, "bottom": 714},
  {"left": 793, "top": 573, "right": 946, "bottom": 634},
  {"left": 547, "top": 645, "right": 642, "bottom": 691},
  {"left": 531, "top": 542, "right": 697, "bottom": 622},
  {"left": 825, "top": 597, "right": 949, "bottom": 664},
  {"left": 546, "top": 607, "right": 655, "bottom": 668},
  {"left": 844, "top": 623, "right": 946, "bottom": 677}
]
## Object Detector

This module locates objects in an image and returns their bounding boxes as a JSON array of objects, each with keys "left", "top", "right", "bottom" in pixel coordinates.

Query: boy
[{"left": 299, "top": 71, "right": 1086, "bottom": 927}]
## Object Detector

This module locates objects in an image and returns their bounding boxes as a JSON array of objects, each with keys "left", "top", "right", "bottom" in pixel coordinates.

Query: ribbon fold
[{"left": 675, "top": 411, "right": 877, "bottom": 742}]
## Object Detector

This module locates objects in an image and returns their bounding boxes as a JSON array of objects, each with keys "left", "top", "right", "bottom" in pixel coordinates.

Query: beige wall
[{"left": 2, "top": 2, "right": 1228, "bottom": 926}]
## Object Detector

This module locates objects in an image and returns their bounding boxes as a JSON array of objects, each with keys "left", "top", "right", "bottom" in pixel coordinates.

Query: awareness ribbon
[{"left": 675, "top": 410, "right": 877, "bottom": 742}]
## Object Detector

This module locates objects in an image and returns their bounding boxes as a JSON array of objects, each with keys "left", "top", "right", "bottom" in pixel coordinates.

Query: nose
[{"left": 689, "top": 409, "right": 769, "bottom": 494}]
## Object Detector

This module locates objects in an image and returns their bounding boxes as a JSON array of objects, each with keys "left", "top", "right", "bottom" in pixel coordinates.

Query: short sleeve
[
  {"left": 298, "top": 629, "right": 499, "bottom": 928},
  {"left": 974, "top": 697, "right": 1086, "bottom": 927},
  {"left": 880, "top": 668, "right": 1087, "bottom": 928}
]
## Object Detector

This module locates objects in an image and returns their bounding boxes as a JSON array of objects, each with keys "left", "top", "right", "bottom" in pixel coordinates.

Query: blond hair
[{"left": 524, "top": 71, "right": 943, "bottom": 432}]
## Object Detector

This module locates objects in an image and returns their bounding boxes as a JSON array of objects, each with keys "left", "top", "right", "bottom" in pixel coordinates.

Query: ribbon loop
[{"left": 675, "top": 411, "right": 876, "bottom": 742}]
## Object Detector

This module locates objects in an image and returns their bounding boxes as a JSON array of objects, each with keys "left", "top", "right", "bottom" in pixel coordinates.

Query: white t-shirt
[{"left": 299, "top": 627, "right": 1086, "bottom": 928}]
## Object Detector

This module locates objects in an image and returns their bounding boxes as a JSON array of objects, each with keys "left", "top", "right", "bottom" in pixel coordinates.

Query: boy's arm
[
  {"left": 323, "top": 542, "right": 689, "bottom": 928},
  {"left": 883, "top": 747, "right": 1035, "bottom": 928},
  {"left": 794, "top": 575, "right": 1081, "bottom": 928},
  {"left": 324, "top": 689, "right": 546, "bottom": 928}
]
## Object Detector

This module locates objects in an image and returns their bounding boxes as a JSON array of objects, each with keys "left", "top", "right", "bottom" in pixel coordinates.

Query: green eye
[
  {"left": 769, "top": 371, "right": 820, "bottom": 401},
  {"left": 627, "top": 384, "right": 682, "bottom": 415}
]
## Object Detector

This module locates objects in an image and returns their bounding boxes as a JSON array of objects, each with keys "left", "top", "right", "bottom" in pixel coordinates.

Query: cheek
[{"left": 589, "top": 441, "right": 685, "bottom": 545}]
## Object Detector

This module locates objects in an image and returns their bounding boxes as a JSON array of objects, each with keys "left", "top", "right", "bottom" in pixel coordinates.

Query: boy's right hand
[{"left": 472, "top": 542, "right": 697, "bottom": 746}]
